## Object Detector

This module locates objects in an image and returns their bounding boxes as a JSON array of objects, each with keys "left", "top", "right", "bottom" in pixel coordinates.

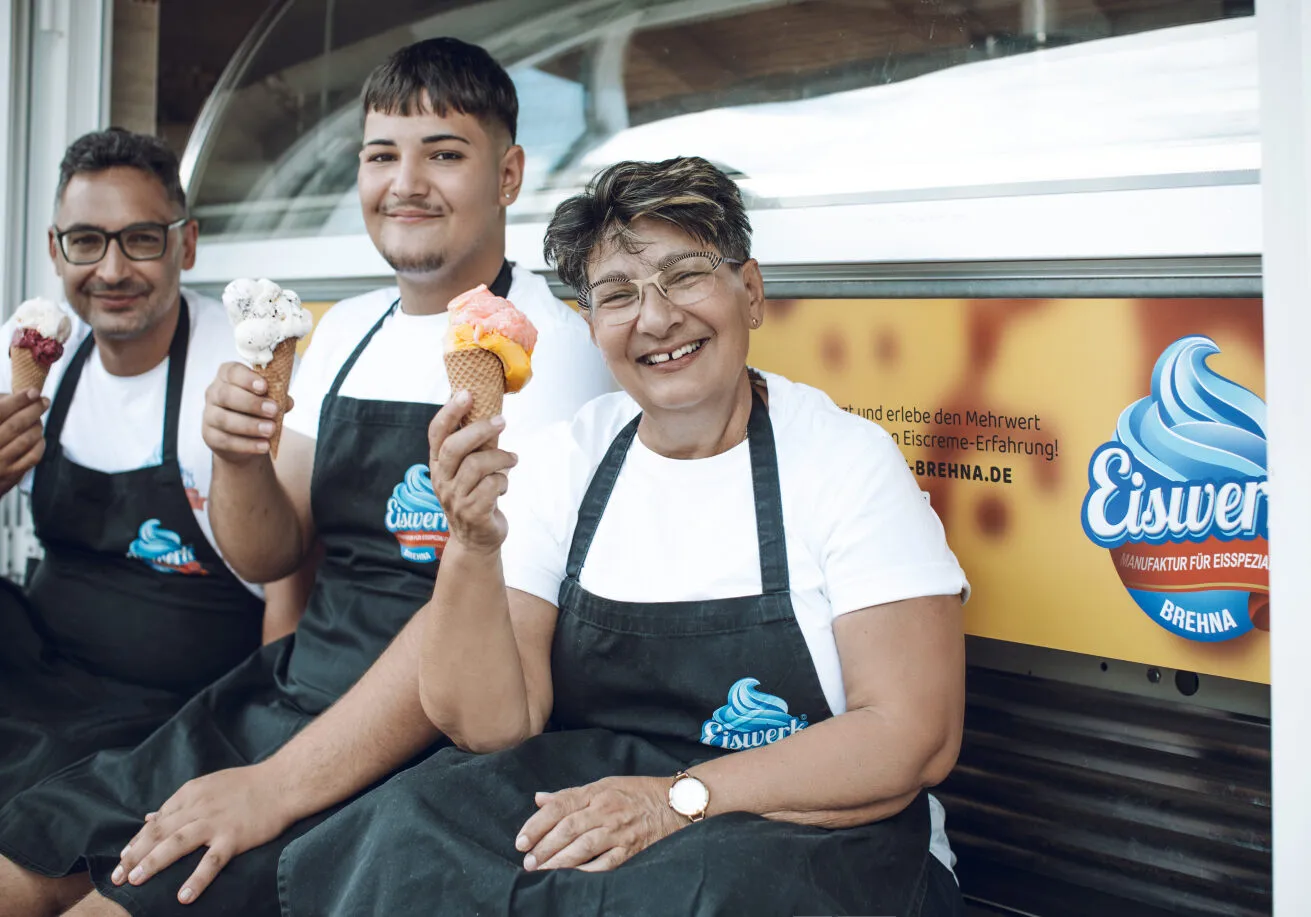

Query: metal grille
[
  {"left": 0, "top": 488, "right": 40, "bottom": 584},
  {"left": 938, "top": 667, "right": 1271, "bottom": 917}
]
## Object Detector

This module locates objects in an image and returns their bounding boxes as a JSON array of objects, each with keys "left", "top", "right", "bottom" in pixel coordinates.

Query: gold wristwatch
[{"left": 667, "top": 771, "right": 710, "bottom": 822}]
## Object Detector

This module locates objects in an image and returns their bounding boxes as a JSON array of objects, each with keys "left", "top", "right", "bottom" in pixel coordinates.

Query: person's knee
[
  {"left": 63, "top": 892, "right": 131, "bottom": 917},
  {"left": 0, "top": 855, "right": 93, "bottom": 917}
]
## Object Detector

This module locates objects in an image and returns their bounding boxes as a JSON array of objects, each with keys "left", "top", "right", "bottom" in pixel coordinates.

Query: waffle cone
[
  {"left": 444, "top": 348, "right": 505, "bottom": 426},
  {"left": 9, "top": 347, "right": 50, "bottom": 395},
  {"left": 255, "top": 339, "right": 296, "bottom": 458}
]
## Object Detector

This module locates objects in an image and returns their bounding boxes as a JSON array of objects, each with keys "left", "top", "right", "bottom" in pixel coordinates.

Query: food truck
[{"left": 5, "top": 0, "right": 1305, "bottom": 913}]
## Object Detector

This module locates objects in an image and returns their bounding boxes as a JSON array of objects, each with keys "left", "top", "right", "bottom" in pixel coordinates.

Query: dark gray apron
[
  {"left": 278, "top": 385, "right": 962, "bottom": 916},
  {"left": 0, "top": 300, "right": 262, "bottom": 807},
  {"left": 0, "top": 260, "right": 512, "bottom": 916}
]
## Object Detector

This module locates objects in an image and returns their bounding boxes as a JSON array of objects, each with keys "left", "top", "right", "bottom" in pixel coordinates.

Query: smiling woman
[{"left": 276, "top": 156, "right": 971, "bottom": 917}]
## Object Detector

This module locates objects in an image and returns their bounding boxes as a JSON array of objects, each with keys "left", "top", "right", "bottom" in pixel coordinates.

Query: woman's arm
[
  {"left": 418, "top": 552, "right": 557, "bottom": 752},
  {"left": 690, "top": 592, "right": 965, "bottom": 825},
  {"left": 415, "top": 393, "right": 558, "bottom": 753}
]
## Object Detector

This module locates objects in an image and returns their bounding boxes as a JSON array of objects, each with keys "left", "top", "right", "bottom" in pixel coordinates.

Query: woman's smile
[{"left": 636, "top": 337, "right": 709, "bottom": 368}]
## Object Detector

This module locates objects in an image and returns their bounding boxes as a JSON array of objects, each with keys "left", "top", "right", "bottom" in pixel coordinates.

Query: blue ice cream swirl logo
[
  {"left": 127, "top": 519, "right": 201, "bottom": 574},
  {"left": 1082, "top": 335, "right": 1269, "bottom": 549},
  {"left": 384, "top": 463, "right": 450, "bottom": 563},
  {"left": 699, "top": 678, "right": 808, "bottom": 750}
]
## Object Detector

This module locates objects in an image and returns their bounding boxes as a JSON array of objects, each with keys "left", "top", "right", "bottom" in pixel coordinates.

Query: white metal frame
[
  {"left": 1260, "top": 2, "right": 1311, "bottom": 914},
  {"left": 186, "top": 181, "right": 1262, "bottom": 287},
  {"left": 0, "top": 0, "right": 26, "bottom": 312},
  {"left": 22, "top": 0, "right": 113, "bottom": 304}
]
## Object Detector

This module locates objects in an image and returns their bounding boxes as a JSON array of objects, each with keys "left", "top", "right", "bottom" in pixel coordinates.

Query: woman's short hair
[
  {"left": 544, "top": 157, "right": 753, "bottom": 296},
  {"left": 55, "top": 127, "right": 186, "bottom": 214},
  {"left": 361, "top": 37, "right": 518, "bottom": 143}
]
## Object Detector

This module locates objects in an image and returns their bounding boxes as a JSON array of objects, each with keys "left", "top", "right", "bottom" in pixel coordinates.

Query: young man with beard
[
  {"left": 0, "top": 38, "right": 612, "bottom": 917},
  {"left": 0, "top": 128, "right": 304, "bottom": 813}
]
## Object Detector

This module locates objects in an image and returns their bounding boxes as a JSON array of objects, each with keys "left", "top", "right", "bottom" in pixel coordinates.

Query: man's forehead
[
  {"left": 363, "top": 103, "right": 491, "bottom": 143},
  {"left": 57, "top": 168, "right": 176, "bottom": 222}
]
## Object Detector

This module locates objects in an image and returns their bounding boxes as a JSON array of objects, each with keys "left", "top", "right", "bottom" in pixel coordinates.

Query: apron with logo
[
  {"left": 279, "top": 385, "right": 957, "bottom": 917},
  {"left": 0, "top": 262, "right": 512, "bottom": 916},
  {"left": 0, "top": 299, "right": 262, "bottom": 807}
]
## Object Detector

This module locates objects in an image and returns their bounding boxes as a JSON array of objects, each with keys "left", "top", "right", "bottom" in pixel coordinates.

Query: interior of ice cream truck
[{"left": 175, "top": 1, "right": 1270, "bottom": 913}]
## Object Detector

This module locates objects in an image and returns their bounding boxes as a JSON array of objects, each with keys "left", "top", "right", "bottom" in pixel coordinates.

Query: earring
[{"left": 750, "top": 317, "right": 760, "bottom": 328}]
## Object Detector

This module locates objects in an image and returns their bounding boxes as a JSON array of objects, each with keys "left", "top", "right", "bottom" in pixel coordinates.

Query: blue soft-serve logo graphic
[
  {"left": 127, "top": 519, "right": 207, "bottom": 575},
  {"left": 700, "top": 678, "right": 808, "bottom": 750},
  {"left": 1080, "top": 335, "right": 1269, "bottom": 642},
  {"left": 384, "top": 463, "right": 450, "bottom": 563}
]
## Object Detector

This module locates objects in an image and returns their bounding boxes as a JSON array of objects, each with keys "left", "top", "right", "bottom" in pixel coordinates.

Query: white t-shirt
[
  {"left": 286, "top": 267, "right": 616, "bottom": 453},
  {"left": 503, "top": 371, "right": 969, "bottom": 713},
  {"left": 0, "top": 290, "right": 261, "bottom": 595},
  {"left": 500, "top": 372, "right": 968, "bottom": 875}
]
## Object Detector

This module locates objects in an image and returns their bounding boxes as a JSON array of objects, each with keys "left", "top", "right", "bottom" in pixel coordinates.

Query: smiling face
[
  {"left": 357, "top": 98, "right": 522, "bottom": 279},
  {"left": 585, "top": 217, "right": 765, "bottom": 416},
  {"left": 49, "top": 166, "right": 195, "bottom": 341}
]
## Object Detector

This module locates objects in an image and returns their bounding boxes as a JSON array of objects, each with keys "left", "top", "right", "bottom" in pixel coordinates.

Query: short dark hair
[
  {"left": 544, "top": 157, "right": 753, "bottom": 298},
  {"left": 361, "top": 38, "right": 518, "bottom": 142},
  {"left": 55, "top": 127, "right": 186, "bottom": 213}
]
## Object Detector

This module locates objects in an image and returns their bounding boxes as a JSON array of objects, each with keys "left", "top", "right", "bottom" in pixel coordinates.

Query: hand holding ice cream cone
[
  {"left": 222, "top": 278, "right": 312, "bottom": 458},
  {"left": 9, "top": 298, "right": 73, "bottom": 397},
  {"left": 443, "top": 283, "right": 537, "bottom": 431}
]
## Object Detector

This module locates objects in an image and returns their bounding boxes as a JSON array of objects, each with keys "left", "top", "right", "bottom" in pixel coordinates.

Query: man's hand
[
  {"left": 110, "top": 762, "right": 296, "bottom": 905},
  {"left": 0, "top": 390, "right": 49, "bottom": 493},
  {"left": 202, "top": 362, "right": 292, "bottom": 465},
  {"left": 515, "top": 776, "right": 686, "bottom": 873},
  {"left": 428, "top": 391, "right": 517, "bottom": 555}
]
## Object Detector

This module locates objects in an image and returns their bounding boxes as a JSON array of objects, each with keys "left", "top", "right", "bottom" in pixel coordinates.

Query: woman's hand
[
  {"left": 428, "top": 390, "right": 518, "bottom": 554},
  {"left": 515, "top": 776, "right": 686, "bottom": 872}
]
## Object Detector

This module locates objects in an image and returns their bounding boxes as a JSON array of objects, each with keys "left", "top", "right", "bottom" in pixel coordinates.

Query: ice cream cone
[
  {"left": 445, "top": 348, "right": 505, "bottom": 425},
  {"left": 9, "top": 346, "right": 49, "bottom": 395},
  {"left": 255, "top": 339, "right": 296, "bottom": 458}
]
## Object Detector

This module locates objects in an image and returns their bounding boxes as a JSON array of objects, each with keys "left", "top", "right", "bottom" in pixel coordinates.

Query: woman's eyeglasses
[{"left": 579, "top": 252, "right": 742, "bottom": 326}]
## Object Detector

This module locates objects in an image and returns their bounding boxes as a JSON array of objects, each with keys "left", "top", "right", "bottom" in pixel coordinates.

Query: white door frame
[
  {"left": 19, "top": 0, "right": 112, "bottom": 307},
  {"left": 0, "top": 0, "right": 27, "bottom": 313},
  {"left": 1261, "top": 2, "right": 1311, "bottom": 914}
]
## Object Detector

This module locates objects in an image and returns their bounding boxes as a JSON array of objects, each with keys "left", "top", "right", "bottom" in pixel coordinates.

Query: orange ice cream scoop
[{"left": 445, "top": 284, "right": 537, "bottom": 393}]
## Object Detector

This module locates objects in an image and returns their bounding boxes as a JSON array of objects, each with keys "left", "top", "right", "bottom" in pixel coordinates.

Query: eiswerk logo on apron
[
  {"left": 700, "top": 677, "right": 809, "bottom": 750},
  {"left": 384, "top": 463, "right": 450, "bottom": 563},
  {"left": 126, "top": 519, "right": 208, "bottom": 575}
]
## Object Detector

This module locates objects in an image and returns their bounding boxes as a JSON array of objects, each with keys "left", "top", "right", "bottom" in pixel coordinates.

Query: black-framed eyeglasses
[
  {"left": 577, "top": 251, "right": 743, "bottom": 326},
  {"left": 54, "top": 217, "right": 188, "bottom": 265}
]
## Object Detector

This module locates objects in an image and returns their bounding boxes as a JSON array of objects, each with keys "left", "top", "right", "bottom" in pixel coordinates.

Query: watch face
[{"left": 669, "top": 776, "right": 709, "bottom": 816}]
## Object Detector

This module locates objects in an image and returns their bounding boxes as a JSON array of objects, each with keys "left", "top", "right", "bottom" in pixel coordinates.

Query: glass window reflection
[{"left": 186, "top": 0, "right": 1255, "bottom": 242}]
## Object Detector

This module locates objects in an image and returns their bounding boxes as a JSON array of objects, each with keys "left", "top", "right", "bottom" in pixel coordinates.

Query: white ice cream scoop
[
  {"left": 222, "top": 278, "right": 313, "bottom": 367},
  {"left": 14, "top": 298, "right": 72, "bottom": 342}
]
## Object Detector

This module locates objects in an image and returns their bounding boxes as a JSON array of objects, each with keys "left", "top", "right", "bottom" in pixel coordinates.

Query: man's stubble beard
[
  {"left": 383, "top": 250, "right": 447, "bottom": 275},
  {"left": 74, "top": 288, "right": 175, "bottom": 342}
]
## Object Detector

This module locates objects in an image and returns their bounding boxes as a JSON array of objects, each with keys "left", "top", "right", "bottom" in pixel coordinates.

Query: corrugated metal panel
[{"left": 936, "top": 667, "right": 1271, "bottom": 917}]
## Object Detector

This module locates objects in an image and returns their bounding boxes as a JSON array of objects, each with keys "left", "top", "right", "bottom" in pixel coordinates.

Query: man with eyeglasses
[{"left": 0, "top": 128, "right": 305, "bottom": 818}]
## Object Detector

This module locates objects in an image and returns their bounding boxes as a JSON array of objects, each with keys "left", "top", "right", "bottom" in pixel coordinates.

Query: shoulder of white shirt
[
  {"left": 311, "top": 285, "right": 401, "bottom": 347},
  {"left": 304, "top": 265, "right": 586, "bottom": 343},
  {"left": 761, "top": 370, "right": 901, "bottom": 455},
  {"left": 3, "top": 289, "right": 234, "bottom": 386}
]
